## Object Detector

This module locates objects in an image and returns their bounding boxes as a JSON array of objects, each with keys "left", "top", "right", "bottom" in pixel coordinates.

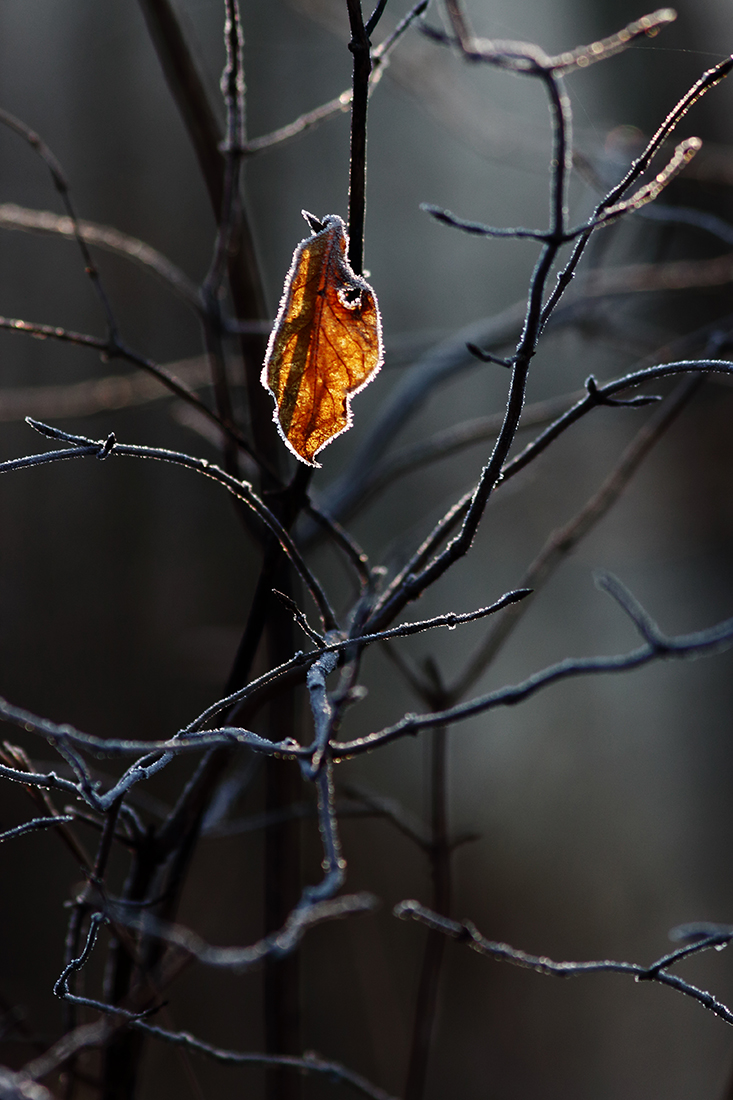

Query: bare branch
[
  {"left": 588, "top": 138, "right": 703, "bottom": 228},
  {"left": 364, "top": 56, "right": 573, "bottom": 631},
  {"left": 124, "top": 1025, "right": 400, "bottom": 1100},
  {"left": 0, "top": 315, "right": 269, "bottom": 465},
  {"left": 105, "top": 891, "right": 376, "bottom": 973},
  {"left": 0, "top": 422, "right": 338, "bottom": 632},
  {"left": 0, "top": 815, "right": 75, "bottom": 844},
  {"left": 541, "top": 55, "right": 733, "bottom": 327},
  {"left": 346, "top": 0, "right": 372, "bottom": 275},
  {"left": 0, "top": 108, "right": 118, "bottom": 338},
  {"left": 243, "top": 0, "right": 428, "bottom": 157},
  {"left": 25, "top": 1012, "right": 398, "bottom": 1100},
  {"left": 333, "top": 578, "right": 733, "bottom": 758},
  {"left": 0, "top": 356, "right": 210, "bottom": 423},
  {"left": 450, "top": 374, "right": 704, "bottom": 698},
  {"left": 0, "top": 203, "right": 201, "bottom": 309},
  {"left": 395, "top": 901, "right": 733, "bottom": 1027}
]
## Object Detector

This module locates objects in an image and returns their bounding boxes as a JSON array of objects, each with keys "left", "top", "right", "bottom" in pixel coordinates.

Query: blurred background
[{"left": 2, "top": 1, "right": 733, "bottom": 1097}]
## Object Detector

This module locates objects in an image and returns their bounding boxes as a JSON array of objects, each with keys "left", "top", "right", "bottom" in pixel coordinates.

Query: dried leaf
[{"left": 261, "top": 212, "right": 383, "bottom": 466}]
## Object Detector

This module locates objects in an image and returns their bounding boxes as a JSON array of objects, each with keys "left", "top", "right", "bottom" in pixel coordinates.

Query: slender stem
[
  {"left": 449, "top": 374, "right": 705, "bottom": 699},
  {"left": 540, "top": 55, "right": 733, "bottom": 330},
  {"left": 332, "top": 589, "right": 733, "bottom": 758},
  {"left": 346, "top": 0, "right": 372, "bottom": 274},
  {"left": 0, "top": 314, "right": 275, "bottom": 471},
  {"left": 367, "top": 61, "right": 571, "bottom": 632},
  {"left": 203, "top": 0, "right": 246, "bottom": 300},
  {"left": 0, "top": 108, "right": 119, "bottom": 340},
  {"left": 396, "top": 902, "right": 733, "bottom": 1028},
  {"left": 0, "top": 427, "right": 337, "bottom": 632},
  {"left": 263, "top": 576, "right": 304, "bottom": 1100},
  {"left": 137, "top": 0, "right": 280, "bottom": 477},
  {"left": 199, "top": 0, "right": 248, "bottom": 498},
  {"left": 404, "top": 720, "right": 450, "bottom": 1100}
]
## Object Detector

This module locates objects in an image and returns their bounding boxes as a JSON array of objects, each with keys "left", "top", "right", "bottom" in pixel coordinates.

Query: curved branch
[
  {"left": 395, "top": 901, "right": 733, "bottom": 1027},
  {"left": 0, "top": 421, "right": 338, "bottom": 632},
  {"left": 0, "top": 203, "right": 201, "bottom": 309},
  {"left": 333, "top": 574, "right": 733, "bottom": 758}
]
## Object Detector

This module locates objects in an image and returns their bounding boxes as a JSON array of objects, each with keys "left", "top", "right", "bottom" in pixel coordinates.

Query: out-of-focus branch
[
  {"left": 0, "top": 108, "right": 119, "bottom": 338},
  {"left": 332, "top": 392, "right": 580, "bottom": 518},
  {"left": 403, "top": 657, "right": 451, "bottom": 1100},
  {"left": 243, "top": 0, "right": 427, "bottom": 156},
  {"left": 0, "top": 356, "right": 210, "bottom": 422},
  {"left": 541, "top": 54, "right": 733, "bottom": 328},
  {"left": 24, "top": 1014, "right": 398, "bottom": 1100},
  {"left": 0, "top": 204, "right": 201, "bottom": 309},
  {"left": 105, "top": 891, "right": 376, "bottom": 973},
  {"left": 137, "top": 0, "right": 278, "bottom": 472},
  {"left": 0, "top": 316, "right": 271, "bottom": 467}
]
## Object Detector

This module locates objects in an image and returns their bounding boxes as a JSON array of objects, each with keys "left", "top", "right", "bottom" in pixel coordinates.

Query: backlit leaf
[{"left": 261, "top": 211, "right": 383, "bottom": 467}]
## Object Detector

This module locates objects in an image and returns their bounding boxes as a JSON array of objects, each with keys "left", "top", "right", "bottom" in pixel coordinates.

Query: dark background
[{"left": 2, "top": 1, "right": 733, "bottom": 1097}]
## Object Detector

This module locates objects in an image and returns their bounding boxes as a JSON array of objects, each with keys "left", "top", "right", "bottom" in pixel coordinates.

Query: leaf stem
[{"left": 346, "top": 0, "right": 372, "bottom": 274}]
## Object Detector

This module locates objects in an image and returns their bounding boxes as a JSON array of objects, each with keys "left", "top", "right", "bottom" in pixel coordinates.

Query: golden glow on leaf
[{"left": 261, "top": 212, "right": 383, "bottom": 467}]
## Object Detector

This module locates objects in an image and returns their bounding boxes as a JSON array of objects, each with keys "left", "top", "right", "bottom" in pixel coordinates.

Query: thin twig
[
  {"left": 366, "top": 43, "right": 574, "bottom": 632},
  {"left": 375, "top": 356, "right": 733, "bottom": 594},
  {"left": 0, "top": 204, "right": 202, "bottom": 309},
  {"left": 449, "top": 373, "right": 705, "bottom": 698},
  {"left": 0, "top": 314, "right": 270, "bottom": 468},
  {"left": 346, "top": 0, "right": 372, "bottom": 275},
  {"left": 0, "top": 108, "right": 119, "bottom": 338},
  {"left": 0, "top": 421, "right": 338, "bottom": 632},
  {"left": 5, "top": 575, "right": 731, "bottom": 767},
  {"left": 396, "top": 901, "right": 733, "bottom": 1027},
  {"left": 25, "top": 1011, "right": 398, "bottom": 1100},
  {"left": 541, "top": 55, "right": 733, "bottom": 329},
  {"left": 341, "top": 389, "right": 582, "bottom": 516},
  {"left": 333, "top": 576, "right": 733, "bottom": 758},
  {"left": 202, "top": 0, "right": 245, "bottom": 302},
  {"left": 242, "top": 0, "right": 428, "bottom": 157},
  {"left": 0, "top": 815, "right": 75, "bottom": 843},
  {"left": 0, "top": 356, "right": 211, "bottom": 422},
  {"left": 104, "top": 891, "right": 376, "bottom": 973}
]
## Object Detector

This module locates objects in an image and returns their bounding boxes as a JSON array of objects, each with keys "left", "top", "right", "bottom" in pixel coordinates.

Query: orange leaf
[{"left": 261, "top": 211, "right": 383, "bottom": 467}]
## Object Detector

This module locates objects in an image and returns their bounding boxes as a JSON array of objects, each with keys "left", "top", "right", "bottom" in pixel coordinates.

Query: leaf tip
[{"left": 302, "top": 210, "right": 325, "bottom": 234}]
